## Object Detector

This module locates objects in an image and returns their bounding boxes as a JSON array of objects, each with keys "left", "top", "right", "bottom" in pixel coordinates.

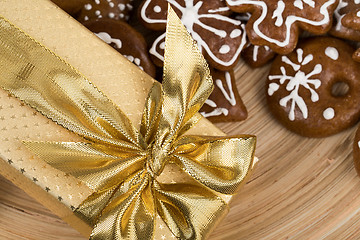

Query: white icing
[
  {"left": 134, "top": 58, "right": 141, "bottom": 65},
  {"left": 127, "top": 4, "right": 133, "bottom": 10},
  {"left": 325, "top": 47, "right": 339, "bottom": 60},
  {"left": 252, "top": 45, "right": 270, "bottom": 61},
  {"left": 84, "top": 16, "right": 89, "bottom": 21},
  {"left": 118, "top": 3, "right": 126, "bottom": 11},
  {"left": 143, "top": 0, "right": 247, "bottom": 67},
  {"left": 95, "top": 0, "right": 100, "bottom": 4},
  {"left": 226, "top": 0, "right": 337, "bottom": 47},
  {"left": 272, "top": 1, "right": 285, "bottom": 27},
  {"left": 268, "top": 48, "right": 322, "bottom": 121},
  {"left": 95, "top": 32, "right": 122, "bottom": 49},
  {"left": 200, "top": 72, "right": 236, "bottom": 117},
  {"left": 268, "top": 83, "right": 280, "bottom": 95},
  {"left": 154, "top": 5, "right": 162, "bottom": 13},
  {"left": 159, "top": 42, "right": 165, "bottom": 49},
  {"left": 95, "top": 10, "right": 101, "bottom": 16},
  {"left": 123, "top": 55, "right": 143, "bottom": 70},
  {"left": 108, "top": 12, "right": 115, "bottom": 18},
  {"left": 127, "top": 55, "right": 134, "bottom": 62},
  {"left": 334, "top": 0, "right": 348, "bottom": 31},
  {"left": 219, "top": 45, "right": 231, "bottom": 54},
  {"left": 356, "top": 0, "right": 360, "bottom": 4},
  {"left": 150, "top": 32, "right": 166, "bottom": 62},
  {"left": 323, "top": 107, "right": 335, "bottom": 120},
  {"left": 357, "top": 11, "right": 360, "bottom": 17},
  {"left": 84, "top": 4, "right": 92, "bottom": 10},
  {"left": 253, "top": 45, "right": 259, "bottom": 61},
  {"left": 358, "top": 140, "right": 360, "bottom": 149},
  {"left": 216, "top": 72, "right": 236, "bottom": 106},
  {"left": 119, "top": 13, "right": 125, "bottom": 18},
  {"left": 109, "top": 2, "right": 114, "bottom": 8},
  {"left": 294, "top": 0, "right": 315, "bottom": 9},
  {"left": 230, "top": 29, "right": 241, "bottom": 38},
  {"left": 208, "top": 7, "right": 230, "bottom": 13}
]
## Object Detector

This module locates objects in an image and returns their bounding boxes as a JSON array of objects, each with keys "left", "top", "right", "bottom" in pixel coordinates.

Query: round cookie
[
  {"left": 241, "top": 44, "right": 277, "bottom": 68},
  {"left": 51, "top": 0, "right": 88, "bottom": 15},
  {"left": 329, "top": 0, "right": 360, "bottom": 41},
  {"left": 139, "top": 0, "right": 247, "bottom": 71},
  {"left": 266, "top": 37, "right": 360, "bottom": 137},
  {"left": 226, "top": 0, "right": 339, "bottom": 54},
  {"left": 84, "top": 19, "right": 156, "bottom": 78},
  {"left": 200, "top": 69, "right": 248, "bottom": 122},
  {"left": 78, "top": 0, "right": 134, "bottom": 22}
]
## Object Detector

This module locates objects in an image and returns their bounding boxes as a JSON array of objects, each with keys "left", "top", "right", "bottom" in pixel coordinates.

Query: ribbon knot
[
  {"left": 0, "top": 7, "right": 256, "bottom": 240},
  {"left": 147, "top": 146, "right": 169, "bottom": 177}
]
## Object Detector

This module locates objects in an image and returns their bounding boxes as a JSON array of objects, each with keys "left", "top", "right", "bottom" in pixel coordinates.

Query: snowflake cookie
[
  {"left": 266, "top": 37, "right": 360, "bottom": 137},
  {"left": 139, "top": 0, "right": 247, "bottom": 71},
  {"left": 226, "top": 0, "right": 339, "bottom": 54},
  {"left": 329, "top": 0, "right": 360, "bottom": 41},
  {"left": 84, "top": 19, "right": 156, "bottom": 77},
  {"left": 200, "top": 69, "right": 247, "bottom": 122}
]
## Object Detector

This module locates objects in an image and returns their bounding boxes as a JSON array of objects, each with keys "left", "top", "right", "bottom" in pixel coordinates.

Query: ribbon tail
[
  {"left": 90, "top": 173, "right": 156, "bottom": 240},
  {"left": 153, "top": 6, "right": 214, "bottom": 150},
  {"left": 23, "top": 141, "right": 146, "bottom": 191},
  {"left": 140, "top": 82, "right": 163, "bottom": 145},
  {"left": 154, "top": 182, "right": 228, "bottom": 240},
  {"left": 173, "top": 135, "right": 256, "bottom": 195},
  {"left": 0, "top": 16, "right": 142, "bottom": 149}
]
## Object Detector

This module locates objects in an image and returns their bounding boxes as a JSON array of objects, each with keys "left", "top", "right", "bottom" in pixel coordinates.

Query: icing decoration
[
  {"left": 323, "top": 107, "right": 335, "bottom": 119},
  {"left": 272, "top": 0, "right": 285, "bottom": 27},
  {"left": 81, "top": 0, "right": 133, "bottom": 21},
  {"left": 294, "top": 0, "right": 315, "bottom": 9},
  {"left": 334, "top": 0, "right": 349, "bottom": 31},
  {"left": 94, "top": 32, "right": 144, "bottom": 71},
  {"left": 357, "top": 10, "right": 360, "bottom": 16},
  {"left": 200, "top": 72, "right": 236, "bottom": 117},
  {"left": 268, "top": 48, "right": 322, "bottom": 120},
  {"left": 142, "top": 0, "right": 247, "bottom": 68},
  {"left": 95, "top": 32, "right": 122, "bottom": 49},
  {"left": 325, "top": 46, "right": 339, "bottom": 60},
  {"left": 226, "top": 0, "right": 337, "bottom": 48},
  {"left": 253, "top": 45, "right": 270, "bottom": 61}
]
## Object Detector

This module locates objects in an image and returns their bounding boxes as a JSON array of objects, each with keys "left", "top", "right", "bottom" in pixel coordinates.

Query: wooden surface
[{"left": 1, "top": 60, "right": 360, "bottom": 240}]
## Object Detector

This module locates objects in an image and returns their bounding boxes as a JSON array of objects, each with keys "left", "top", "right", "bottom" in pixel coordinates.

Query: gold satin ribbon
[{"left": 0, "top": 7, "right": 256, "bottom": 240}]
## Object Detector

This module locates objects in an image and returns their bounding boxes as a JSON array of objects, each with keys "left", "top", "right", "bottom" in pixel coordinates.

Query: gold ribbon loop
[{"left": 0, "top": 6, "right": 256, "bottom": 240}]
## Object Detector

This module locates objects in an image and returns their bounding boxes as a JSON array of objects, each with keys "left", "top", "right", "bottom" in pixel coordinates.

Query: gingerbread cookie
[
  {"left": 51, "top": 0, "right": 87, "bottom": 15},
  {"left": 84, "top": 19, "right": 156, "bottom": 77},
  {"left": 226, "top": 0, "right": 339, "bottom": 54},
  {"left": 241, "top": 44, "right": 276, "bottom": 68},
  {"left": 139, "top": 0, "right": 247, "bottom": 71},
  {"left": 266, "top": 37, "right": 360, "bottom": 137},
  {"left": 329, "top": 0, "right": 360, "bottom": 41},
  {"left": 78, "top": 0, "right": 134, "bottom": 22},
  {"left": 200, "top": 69, "right": 247, "bottom": 122},
  {"left": 341, "top": 8, "right": 360, "bottom": 61}
]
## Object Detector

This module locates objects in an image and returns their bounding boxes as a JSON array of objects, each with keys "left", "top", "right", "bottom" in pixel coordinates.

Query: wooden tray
[{"left": 1, "top": 59, "right": 360, "bottom": 239}]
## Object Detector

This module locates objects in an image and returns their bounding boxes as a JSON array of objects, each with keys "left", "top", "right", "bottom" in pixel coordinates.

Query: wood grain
[{"left": 1, "top": 60, "right": 360, "bottom": 240}]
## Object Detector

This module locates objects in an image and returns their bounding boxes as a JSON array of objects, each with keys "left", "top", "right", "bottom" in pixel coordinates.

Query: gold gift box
[{"left": 0, "top": 0, "right": 255, "bottom": 238}]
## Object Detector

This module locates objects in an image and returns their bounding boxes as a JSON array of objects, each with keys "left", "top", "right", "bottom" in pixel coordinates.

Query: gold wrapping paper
[{"left": 0, "top": 0, "right": 257, "bottom": 239}]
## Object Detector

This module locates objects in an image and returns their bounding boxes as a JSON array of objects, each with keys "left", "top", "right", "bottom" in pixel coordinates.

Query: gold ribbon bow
[{"left": 0, "top": 7, "right": 256, "bottom": 240}]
